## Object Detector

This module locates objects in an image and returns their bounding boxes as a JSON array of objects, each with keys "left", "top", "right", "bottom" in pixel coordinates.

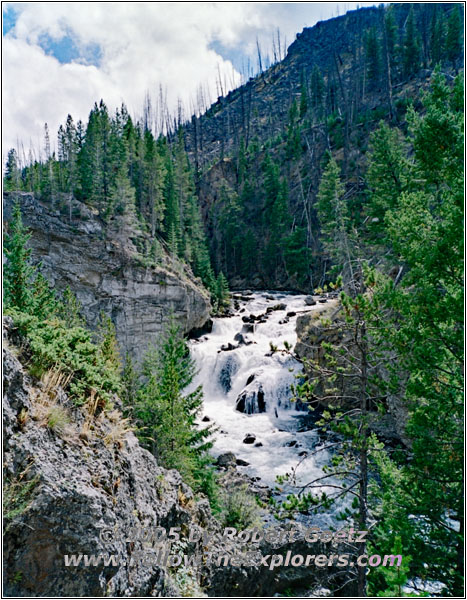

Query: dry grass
[
  {"left": 31, "top": 369, "right": 76, "bottom": 439},
  {"left": 102, "top": 411, "right": 134, "bottom": 448}
]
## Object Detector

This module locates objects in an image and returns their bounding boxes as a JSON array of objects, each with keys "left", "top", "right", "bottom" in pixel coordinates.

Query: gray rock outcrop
[
  {"left": 3, "top": 192, "right": 211, "bottom": 363},
  {"left": 3, "top": 331, "right": 355, "bottom": 596}
]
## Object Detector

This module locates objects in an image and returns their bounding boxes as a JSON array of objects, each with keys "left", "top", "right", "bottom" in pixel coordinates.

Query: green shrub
[
  {"left": 221, "top": 485, "right": 260, "bottom": 529},
  {"left": 8, "top": 309, "right": 121, "bottom": 405}
]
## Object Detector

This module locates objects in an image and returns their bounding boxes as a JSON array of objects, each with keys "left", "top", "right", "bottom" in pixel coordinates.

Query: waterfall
[{"left": 189, "top": 291, "right": 339, "bottom": 522}]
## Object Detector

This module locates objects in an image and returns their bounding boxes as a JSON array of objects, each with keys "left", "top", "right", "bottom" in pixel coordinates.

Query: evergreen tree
[
  {"left": 365, "top": 27, "right": 381, "bottom": 89},
  {"left": 135, "top": 318, "right": 214, "bottom": 487},
  {"left": 4, "top": 149, "right": 21, "bottom": 191},
  {"left": 366, "top": 122, "right": 410, "bottom": 237},
  {"left": 366, "top": 69, "right": 464, "bottom": 596},
  {"left": 3, "top": 201, "right": 35, "bottom": 311},
  {"left": 384, "top": 7, "right": 397, "bottom": 65},
  {"left": 403, "top": 7, "right": 420, "bottom": 77},
  {"left": 121, "top": 352, "right": 138, "bottom": 408},
  {"left": 446, "top": 7, "right": 462, "bottom": 66},
  {"left": 310, "top": 65, "right": 325, "bottom": 117},
  {"left": 58, "top": 287, "right": 85, "bottom": 328},
  {"left": 31, "top": 273, "right": 58, "bottom": 320},
  {"left": 97, "top": 312, "right": 121, "bottom": 376},
  {"left": 430, "top": 8, "right": 444, "bottom": 65},
  {"left": 316, "top": 157, "right": 355, "bottom": 285}
]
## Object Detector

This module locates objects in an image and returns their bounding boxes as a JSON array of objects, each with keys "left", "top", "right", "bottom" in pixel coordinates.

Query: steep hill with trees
[{"left": 182, "top": 2, "right": 463, "bottom": 290}]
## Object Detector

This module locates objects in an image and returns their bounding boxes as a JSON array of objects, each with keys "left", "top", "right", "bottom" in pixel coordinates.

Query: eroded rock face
[
  {"left": 3, "top": 337, "right": 354, "bottom": 597},
  {"left": 3, "top": 344, "right": 203, "bottom": 597},
  {"left": 3, "top": 192, "right": 211, "bottom": 363}
]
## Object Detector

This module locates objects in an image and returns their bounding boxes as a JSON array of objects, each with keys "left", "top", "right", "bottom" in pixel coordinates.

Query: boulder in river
[
  {"left": 243, "top": 433, "right": 256, "bottom": 444},
  {"left": 273, "top": 303, "right": 287, "bottom": 311},
  {"left": 305, "top": 295, "right": 316, "bottom": 306},
  {"left": 236, "top": 458, "right": 250, "bottom": 467},
  {"left": 220, "top": 342, "right": 238, "bottom": 352},
  {"left": 216, "top": 452, "right": 237, "bottom": 468},
  {"left": 234, "top": 332, "right": 252, "bottom": 346},
  {"left": 236, "top": 383, "right": 266, "bottom": 414}
]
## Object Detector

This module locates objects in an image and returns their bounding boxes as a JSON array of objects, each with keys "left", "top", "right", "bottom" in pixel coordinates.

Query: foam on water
[{"left": 189, "top": 291, "right": 338, "bottom": 512}]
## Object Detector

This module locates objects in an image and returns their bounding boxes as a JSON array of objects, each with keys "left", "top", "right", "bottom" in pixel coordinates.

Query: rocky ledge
[
  {"left": 3, "top": 325, "right": 354, "bottom": 596},
  {"left": 3, "top": 192, "right": 211, "bottom": 363}
]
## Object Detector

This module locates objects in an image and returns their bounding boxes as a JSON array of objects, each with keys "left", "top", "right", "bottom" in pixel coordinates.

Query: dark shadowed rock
[
  {"left": 243, "top": 433, "right": 256, "bottom": 444},
  {"left": 216, "top": 452, "right": 237, "bottom": 468}
]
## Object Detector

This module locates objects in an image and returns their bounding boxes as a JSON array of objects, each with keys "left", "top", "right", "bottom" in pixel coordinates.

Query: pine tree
[
  {"left": 366, "top": 123, "right": 409, "bottom": 237},
  {"left": 366, "top": 70, "right": 464, "bottom": 596},
  {"left": 58, "top": 287, "right": 85, "bottom": 328},
  {"left": 310, "top": 65, "right": 325, "bottom": 115},
  {"left": 135, "top": 318, "right": 214, "bottom": 486},
  {"left": 403, "top": 7, "right": 420, "bottom": 77},
  {"left": 215, "top": 271, "right": 230, "bottom": 311},
  {"left": 4, "top": 149, "right": 21, "bottom": 191},
  {"left": 3, "top": 201, "right": 35, "bottom": 311},
  {"left": 316, "top": 156, "right": 354, "bottom": 285},
  {"left": 97, "top": 312, "right": 121, "bottom": 375},
  {"left": 31, "top": 273, "right": 58, "bottom": 320},
  {"left": 430, "top": 8, "right": 444, "bottom": 65},
  {"left": 365, "top": 27, "right": 381, "bottom": 89},
  {"left": 446, "top": 7, "right": 462, "bottom": 67},
  {"left": 121, "top": 352, "right": 138, "bottom": 408}
]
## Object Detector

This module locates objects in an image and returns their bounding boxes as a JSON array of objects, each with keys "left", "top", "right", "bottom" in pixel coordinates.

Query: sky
[{"left": 2, "top": 2, "right": 380, "bottom": 161}]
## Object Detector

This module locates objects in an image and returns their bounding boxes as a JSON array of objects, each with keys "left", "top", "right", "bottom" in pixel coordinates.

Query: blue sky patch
[
  {"left": 37, "top": 32, "right": 102, "bottom": 66},
  {"left": 3, "top": 5, "right": 18, "bottom": 36}
]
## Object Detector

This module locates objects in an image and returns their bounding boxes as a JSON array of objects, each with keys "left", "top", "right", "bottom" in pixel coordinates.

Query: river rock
[
  {"left": 245, "top": 373, "right": 256, "bottom": 385},
  {"left": 242, "top": 322, "right": 255, "bottom": 333},
  {"left": 234, "top": 332, "right": 252, "bottom": 346},
  {"left": 216, "top": 452, "right": 237, "bottom": 468},
  {"left": 273, "top": 303, "right": 287, "bottom": 311},
  {"left": 243, "top": 433, "right": 256, "bottom": 444},
  {"left": 305, "top": 295, "right": 316, "bottom": 306},
  {"left": 220, "top": 342, "right": 237, "bottom": 352},
  {"left": 236, "top": 383, "right": 266, "bottom": 414},
  {"left": 236, "top": 458, "right": 250, "bottom": 467}
]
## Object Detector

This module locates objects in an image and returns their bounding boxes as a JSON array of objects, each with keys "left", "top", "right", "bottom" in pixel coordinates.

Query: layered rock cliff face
[
  {"left": 3, "top": 322, "right": 352, "bottom": 597},
  {"left": 3, "top": 192, "right": 211, "bottom": 363}
]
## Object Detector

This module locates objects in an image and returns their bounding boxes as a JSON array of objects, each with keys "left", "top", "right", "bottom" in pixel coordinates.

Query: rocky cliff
[
  {"left": 3, "top": 192, "right": 211, "bottom": 363},
  {"left": 3, "top": 320, "right": 353, "bottom": 597}
]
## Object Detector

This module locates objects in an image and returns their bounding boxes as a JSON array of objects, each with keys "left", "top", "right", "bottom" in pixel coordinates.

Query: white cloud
[{"left": 2, "top": 2, "right": 378, "bottom": 159}]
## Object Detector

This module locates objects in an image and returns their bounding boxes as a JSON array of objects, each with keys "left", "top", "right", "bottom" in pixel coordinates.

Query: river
[{"left": 189, "top": 291, "right": 336, "bottom": 513}]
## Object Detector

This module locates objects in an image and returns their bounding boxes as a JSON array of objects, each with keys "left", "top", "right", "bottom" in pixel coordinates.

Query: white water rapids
[{"left": 189, "top": 291, "right": 336, "bottom": 514}]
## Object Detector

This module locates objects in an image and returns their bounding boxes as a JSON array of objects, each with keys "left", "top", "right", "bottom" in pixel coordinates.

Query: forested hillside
[{"left": 183, "top": 2, "right": 463, "bottom": 290}]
